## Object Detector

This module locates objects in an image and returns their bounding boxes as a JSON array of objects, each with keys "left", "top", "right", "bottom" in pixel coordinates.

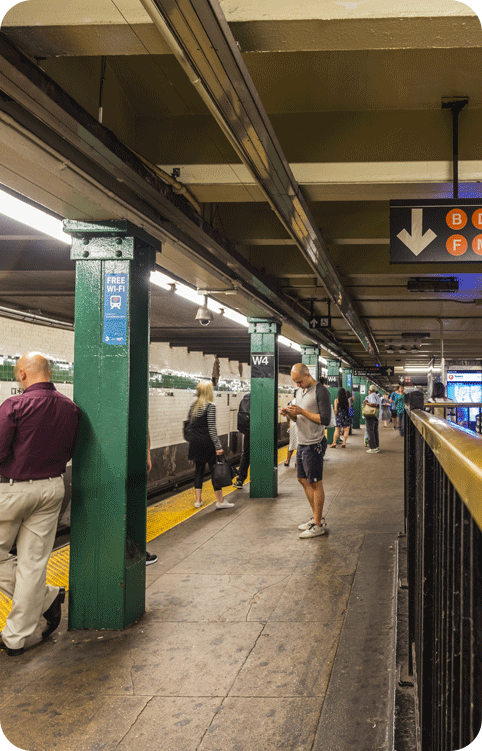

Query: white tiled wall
[
  {"left": 0, "top": 318, "right": 75, "bottom": 362},
  {"left": 0, "top": 315, "right": 295, "bottom": 450}
]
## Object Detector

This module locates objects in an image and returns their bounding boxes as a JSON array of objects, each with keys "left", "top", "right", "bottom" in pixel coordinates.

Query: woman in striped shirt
[{"left": 187, "top": 381, "right": 234, "bottom": 510}]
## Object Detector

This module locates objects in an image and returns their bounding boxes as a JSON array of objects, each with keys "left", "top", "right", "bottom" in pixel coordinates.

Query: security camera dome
[{"left": 195, "top": 297, "right": 214, "bottom": 326}]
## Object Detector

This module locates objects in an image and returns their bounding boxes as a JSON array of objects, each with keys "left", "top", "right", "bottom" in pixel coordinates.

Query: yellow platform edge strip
[{"left": 0, "top": 447, "right": 292, "bottom": 630}]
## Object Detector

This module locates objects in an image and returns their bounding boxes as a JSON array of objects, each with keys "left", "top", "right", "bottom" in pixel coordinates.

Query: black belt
[{"left": 0, "top": 475, "right": 62, "bottom": 483}]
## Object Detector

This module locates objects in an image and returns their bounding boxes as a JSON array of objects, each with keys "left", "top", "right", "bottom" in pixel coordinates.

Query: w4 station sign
[{"left": 390, "top": 199, "right": 482, "bottom": 263}]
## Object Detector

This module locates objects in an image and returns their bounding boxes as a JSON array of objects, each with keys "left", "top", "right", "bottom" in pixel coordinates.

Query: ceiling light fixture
[{"left": 0, "top": 186, "right": 71, "bottom": 244}]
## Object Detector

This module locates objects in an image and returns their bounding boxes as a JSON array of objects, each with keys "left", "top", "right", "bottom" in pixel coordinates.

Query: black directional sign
[
  {"left": 309, "top": 315, "right": 330, "bottom": 329},
  {"left": 390, "top": 199, "right": 482, "bottom": 263},
  {"left": 355, "top": 366, "right": 393, "bottom": 377}
]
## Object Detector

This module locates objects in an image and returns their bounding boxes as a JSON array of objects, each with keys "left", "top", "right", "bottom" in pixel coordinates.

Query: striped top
[{"left": 191, "top": 402, "right": 221, "bottom": 450}]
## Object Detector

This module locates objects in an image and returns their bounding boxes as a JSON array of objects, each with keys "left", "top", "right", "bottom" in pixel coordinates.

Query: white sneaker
[
  {"left": 298, "top": 516, "right": 326, "bottom": 531},
  {"left": 216, "top": 500, "right": 235, "bottom": 509},
  {"left": 299, "top": 522, "right": 326, "bottom": 538},
  {"left": 298, "top": 517, "right": 314, "bottom": 530},
  {"left": 194, "top": 500, "right": 202, "bottom": 508},
  {"left": 372, "top": 447, "right": 381, "bottom": 453}
]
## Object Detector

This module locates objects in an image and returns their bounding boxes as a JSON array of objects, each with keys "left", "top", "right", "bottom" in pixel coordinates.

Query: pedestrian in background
[
  {"left": 330, "top": 388, "right": 351, "bottom": 448},
  {"left": 364, "top": 384, "right": 382, "bottom": 454},
  {"left": 381, "top": 393, "right": 391, "bottom": 427},
  {"left": 389, "top": 385, "right": 400, "bottom": 429},
  {"left": 392, "top": 384, "right": 406, "bottom": 437}
]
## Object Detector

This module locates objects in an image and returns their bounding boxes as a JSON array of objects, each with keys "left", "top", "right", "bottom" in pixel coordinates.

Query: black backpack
[{"left": 237, "top": 393, "right": 250, "bottom": 434}]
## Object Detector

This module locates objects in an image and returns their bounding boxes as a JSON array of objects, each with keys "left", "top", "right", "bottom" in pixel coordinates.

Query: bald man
[
  {"left": 281, "top": 363, "right": 331, "bottom": 538},
  {"left": 0, "top": 352, "right": 80, "bottom": 656}
]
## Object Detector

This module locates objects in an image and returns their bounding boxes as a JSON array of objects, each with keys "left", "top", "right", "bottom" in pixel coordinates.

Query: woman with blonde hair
[{"left": 186, "top": 380, "right": 234, "bottom": 509}]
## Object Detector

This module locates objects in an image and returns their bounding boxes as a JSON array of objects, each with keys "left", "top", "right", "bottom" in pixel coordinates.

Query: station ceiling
[{"left": 1, "top": 0, "right": 482, "bottom": 382}]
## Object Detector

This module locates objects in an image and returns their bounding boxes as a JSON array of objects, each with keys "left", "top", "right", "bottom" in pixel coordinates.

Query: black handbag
[
  {"left": 183, "top": 417, "right": 194, "bottom": 441},
  {"left": 212, "top": 456, "right": 235, "bottom": 488}
]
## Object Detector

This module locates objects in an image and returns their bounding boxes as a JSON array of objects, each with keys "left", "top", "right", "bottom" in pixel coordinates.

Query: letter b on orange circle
[{"left": 446, "top": 209, "right": 467, "bottom": 230}]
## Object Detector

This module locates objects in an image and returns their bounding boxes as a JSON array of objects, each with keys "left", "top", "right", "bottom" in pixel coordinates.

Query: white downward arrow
[{"left": 397, "top": 209, "right": 436, "bottom": 256}]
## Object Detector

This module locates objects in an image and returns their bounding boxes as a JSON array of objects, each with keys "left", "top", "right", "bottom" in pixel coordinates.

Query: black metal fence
[{"left": 405, "top": 408, "right": 482, "bottom": 751}]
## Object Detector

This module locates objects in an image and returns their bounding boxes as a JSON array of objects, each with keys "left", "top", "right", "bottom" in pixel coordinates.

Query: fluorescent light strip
[
  {"left": 150, "top": 270, "right": 251, "bottom": 328},
  {"left": 0, "top": 187, "right": 71, "bottom": 245},
  {"left": 151, "top": 271, "right": 304, "bottom": 345}
]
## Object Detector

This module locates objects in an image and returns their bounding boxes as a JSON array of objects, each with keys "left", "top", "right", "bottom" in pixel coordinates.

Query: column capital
[
  {"left": 247, "top": 318, "right": 280, "bottom": 335},
  {"left": 65, "top": 219, "right": 161, "bottom": 262}
]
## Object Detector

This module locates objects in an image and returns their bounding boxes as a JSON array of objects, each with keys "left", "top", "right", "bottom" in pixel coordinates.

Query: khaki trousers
[{"left": 0, "top": 476, "right": 64, "bottom": 650}]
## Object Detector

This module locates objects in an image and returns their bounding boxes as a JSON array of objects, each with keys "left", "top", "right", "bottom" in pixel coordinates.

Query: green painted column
[
  {"left": 342, "top": 367, "right": 353, "bottom": 435},
  {"left": 326, "top": 359, "right": 341, "bottom": 445},
  {"left": 360, "top": 377, "right": 369, "bottom": 431},
  {"left": 341, "top": 367, "right": 352, "bottom": 393},
  {"left": 64, "top": 220, "right": 158, "bottom": 630},
  {"left": 300, "top": 345, "right": 320, "bottom": 381},
  {"left": 352, "top": 374, "right": 361, "bottom": 429},
  {"left": 248, "top": 318, "right": 280, "bottom": 498}
]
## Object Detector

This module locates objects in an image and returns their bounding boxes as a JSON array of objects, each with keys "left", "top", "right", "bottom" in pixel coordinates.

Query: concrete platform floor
[{"left": 0, "top": 426, "right": 405, "bottom": 751}]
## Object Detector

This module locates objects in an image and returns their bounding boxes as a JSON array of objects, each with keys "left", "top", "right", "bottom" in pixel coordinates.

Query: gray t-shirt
[{"left": 296, "top": 384, "right": 326, "bottom": 445}]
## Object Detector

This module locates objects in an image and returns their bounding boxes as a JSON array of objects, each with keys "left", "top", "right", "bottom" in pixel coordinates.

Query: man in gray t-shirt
[{"left": 281, "top": 363, "right": 331, "bottom": 539}]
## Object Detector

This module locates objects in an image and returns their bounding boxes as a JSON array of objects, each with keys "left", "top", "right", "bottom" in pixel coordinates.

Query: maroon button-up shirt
[{"left": 0, "top": 382, "right": 80, "bottom": 480}]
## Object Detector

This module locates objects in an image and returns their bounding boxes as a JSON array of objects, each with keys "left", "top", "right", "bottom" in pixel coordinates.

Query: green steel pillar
[
  {"left": 65, "top": 220, "right": 158, "bottom": 630},
  {"left": 341, "top": 367, "right": 352, "bottom": 393},
  {"left": 352, "top": 374, "right": 361, "bottom": 429},
  {"left": 360, "top": 376, "right": 369, "bottom": 431},
  {"left": 342, "top": 367, "right": 353, "bottom": 434},
  {"left": 326, "top": 359, "right": 341, "bottom": 444},
  {"left": 248, "top": 318, "right": 280, "bottom": 498},
  {"left": 300, "top": 345, "right": 320, "bottom": 381}
]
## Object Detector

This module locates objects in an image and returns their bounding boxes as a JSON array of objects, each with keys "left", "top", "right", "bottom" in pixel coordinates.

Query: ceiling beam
[
  {"left": 139, "top": 0, "right": 379, "bottom": 362},
  {"left": 0, "top": 33, "right": 355, "bottom": 364}
]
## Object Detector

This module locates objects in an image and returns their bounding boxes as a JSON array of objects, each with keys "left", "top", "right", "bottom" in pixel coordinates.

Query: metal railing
[{"left": 405, "top": 408, "right": 482, "bottom": 751}]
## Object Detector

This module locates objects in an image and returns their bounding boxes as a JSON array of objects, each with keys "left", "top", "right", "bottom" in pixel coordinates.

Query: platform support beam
[
  {"left": 326, "top": 359, "right": 341, "bottom": 444},
  {"left": 352, "top": 374, "right": 361, "bottom": 429},
  {"left": 301, "top": 345, "right": 320, "bottom": 381},
  {"left": 65, "top": 220, "right": 158, "bottom": 630},
  {"left": 248, "top": 318, "right": 280, "bottom": 498}
]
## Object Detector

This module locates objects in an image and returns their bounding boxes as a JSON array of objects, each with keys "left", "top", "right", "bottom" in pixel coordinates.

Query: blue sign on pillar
[{"left": 104, "top": 271, "right": 128, "bottom": 345}]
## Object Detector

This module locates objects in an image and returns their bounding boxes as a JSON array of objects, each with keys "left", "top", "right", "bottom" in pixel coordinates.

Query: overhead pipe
[{"left": 138, "top": 0, "right": 380, "bottom": 363}]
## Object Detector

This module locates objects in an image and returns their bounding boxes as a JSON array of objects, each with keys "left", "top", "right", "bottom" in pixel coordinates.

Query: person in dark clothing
[
  {"left": 0, "top": 352, "right": 80, "bottom": 656},
  {"left": 330, "top": 388, "right": 351, "bottom": 448},
  {"left": 233, "top": 393, "right": 250, "bottom": 489},
  {"left": 187, "top": 380, "right": 233, "bottom": 510}
]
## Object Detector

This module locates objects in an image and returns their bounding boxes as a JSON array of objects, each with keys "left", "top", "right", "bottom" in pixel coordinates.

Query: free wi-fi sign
[{"left": 390, "top": 199, "right": 482, "bottom": 263}]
